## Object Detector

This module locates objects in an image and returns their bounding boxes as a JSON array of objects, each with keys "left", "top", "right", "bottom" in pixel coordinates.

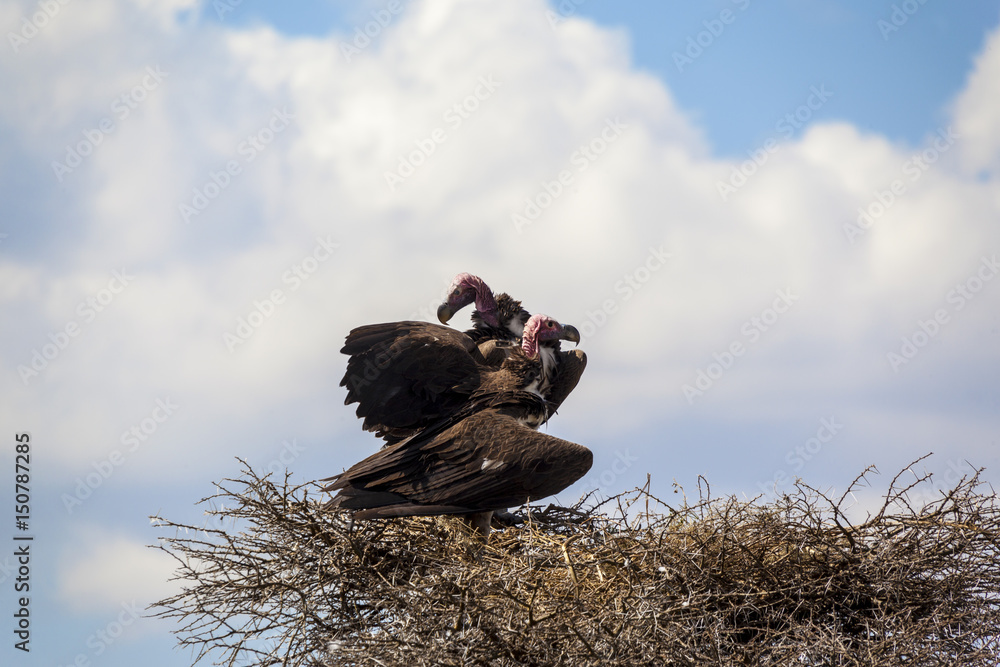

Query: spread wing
[
  {"left": 324, "top": 393, "right": 593, "bottom": 518},
  {"left": 542, "top": 348, "right": 587, "bottom": 417},
  {"left": 340, "top": 321, "right": 485, "bottom": 441}
]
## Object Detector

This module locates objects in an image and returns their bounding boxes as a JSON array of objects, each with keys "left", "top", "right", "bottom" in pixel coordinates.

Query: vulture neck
[
  {"left": 516, "top": 326, "right": 560, "bottom": 406},
  {"left": 522, "top": 344, "right": 558, "bottom": 399},
  {"left": 471, "top": 293, "right": 526, "bottom": 342},
  {"left": 468, "top": 277, "right": 499, "bottom": 328}
]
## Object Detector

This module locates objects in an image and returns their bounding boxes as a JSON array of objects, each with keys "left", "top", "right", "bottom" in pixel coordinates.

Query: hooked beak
[
  {"left": 437, "top": 303, "right": 453, "bottom": 325},
  {"left": 559, "top": 324, "right": 581, "bottom": 345}
]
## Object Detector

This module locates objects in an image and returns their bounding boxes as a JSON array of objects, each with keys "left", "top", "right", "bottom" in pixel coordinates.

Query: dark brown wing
[
  {"left": 325, "top": 393, "right": 593, "bottom": 518},
  {"left": 340, "top": 321, "right": 485, "bottom": 441},
  {"left": 542, "top": 348, "right": 587, "bottom": 417}
]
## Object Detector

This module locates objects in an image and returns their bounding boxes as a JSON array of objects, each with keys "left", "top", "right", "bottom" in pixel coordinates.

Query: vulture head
[
  {"left": 520, "top": 314, "right": 581, "bottom": 360},
  {"left": 437, "top": 273, "right": 499, "bottom": 327},
  {"left": 437, "top": 273, "right": 531, "bottom": 340}
]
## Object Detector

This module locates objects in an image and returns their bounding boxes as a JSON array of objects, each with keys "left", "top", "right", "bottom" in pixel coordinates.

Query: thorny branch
[{"left": 151, "top": 458, "right": 1000, "bottom": 666}]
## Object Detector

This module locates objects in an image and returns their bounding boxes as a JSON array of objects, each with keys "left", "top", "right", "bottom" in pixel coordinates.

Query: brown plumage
[
  {"left": 340, "top": 314, "right": 582, "bottom": 443},
  {"left": 324, "top": 391, "right": 593, "bottom": 532},
  {"left": 437, "top": 272, "right": 585, "bottom": 413},
  {"left": 340, "top": 321, "right": 483, "bottom": 442},
  {"left": 333, "top": 277, "right": 593, "bottom": 535}
]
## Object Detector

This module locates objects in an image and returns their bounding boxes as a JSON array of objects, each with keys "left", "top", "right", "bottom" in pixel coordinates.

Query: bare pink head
[
  {"left": 437, "top": 273, "right": 499, "bottom": 327},
  {"left": 520, "top": 314, "right": 581, "bottom": 359}
]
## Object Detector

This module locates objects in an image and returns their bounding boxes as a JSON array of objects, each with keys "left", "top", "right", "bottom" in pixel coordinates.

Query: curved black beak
[
  {"left": 437, "top": 303, "right": 453, "bottom": 325},
  {"left": 559, "top": 324, "right": 581, "bottom": 345}
]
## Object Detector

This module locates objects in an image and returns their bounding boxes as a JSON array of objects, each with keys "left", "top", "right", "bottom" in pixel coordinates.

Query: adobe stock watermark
[
  {"left": 0, "top": 554, "right": 17, "bottom": 588},
  {"left": 672, "top": 0, "right": 751, "bottom": 73},
  {"left": 62, "top": 397, "right": 180, "bottom": 513},
  {"left": 895, "top": 458, "right": 978, "bottom": 509},
  {"left": 56, "top": 600, "right": 141, "bottom": 667},
  {"left": 18, "top": 269, "right": 133, "bottom": 385},
  {"left": 152, "top": 498, "right": 238, "bottom": 541},
  {"left": 756, "top": 416, "right": 844, "bottom": 499},
  {"left": 339, "top": 0, "right": 410, "bottom": 62},
  {"left": 51, "top": 65, "right": 168, "bottom": 183},
  {"left": 878, "top": 0, "right": 932, "bottom": 41},
  {"left": 265, "top": 439, "right": 306, "bottom": 476},
  {"left": 8, "top": 0, "right": 72, "bottom": 53},
  {"left": 578, "top": 244, "right": 671, "bottom": 343},
  {"left": 224, "top": 235, "right": 339, "bottom": 352},
  {"left": 389, "top": 273, "right": 494, "bottom": 329},
  {"left": 886, "top": 254, "right": 998, "bottom": 373},
  {"left": 545, "top": 0, "right": 589, "bottom": 29},
  {"left": 511, "top": 116, "right": 628, "bottom": 233},
  {"left": 844, "top": 126, "right": 959, "bottom": 245},
  {"left": 383, "top": 75, "right": 501, "bottom": 192},
  {"left": 179, "top": 107, "right": 295, "bottom": 224},
  {"left": 579, "top": 449, "right": 639, "bottom": 497},
  {"left": 343, "top": 272, "right": 516, "bottom": 392},
  {"left": 717, "top": 84, "right": 833, "bottom": 202},
  {"left": 403, "top": 276, "right": 466, "bottom": 325},
  {"left": 212, "top": 0, "right": 245, "bottom": 20},
  {"left": 339, "top": 278, "right": 458, "bottom": 395},
  {"left": 683, "top": 288, "right": 798, "bottom": 404}
]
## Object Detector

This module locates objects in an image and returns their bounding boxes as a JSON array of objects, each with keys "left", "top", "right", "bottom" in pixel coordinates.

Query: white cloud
[
  {"left": 58, "top": 527, "right": 179, "bottom": 613},
  {"left": 0, "top": 0, "right": 997, "bottom": 502},
  {"left": 953, "top": 24, "right": 1000, "bottom": 175}
]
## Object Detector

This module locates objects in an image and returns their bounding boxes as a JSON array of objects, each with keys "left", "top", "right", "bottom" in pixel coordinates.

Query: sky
[{"left": 1, "top": 0, "right": 999, "bottom": 665}]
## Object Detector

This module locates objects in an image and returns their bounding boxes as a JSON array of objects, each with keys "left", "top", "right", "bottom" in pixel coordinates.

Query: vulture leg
[
  {"left": 492, "top": 510, "right": 523, "bottom": 527},
  {"left": 464, "top": 510, "right": 494, "bottom": 538}
]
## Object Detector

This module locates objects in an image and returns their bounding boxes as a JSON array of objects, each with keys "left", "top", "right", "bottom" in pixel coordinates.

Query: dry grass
[{"left": 151, "top": 456, "right": 1000, "bottom": 666}]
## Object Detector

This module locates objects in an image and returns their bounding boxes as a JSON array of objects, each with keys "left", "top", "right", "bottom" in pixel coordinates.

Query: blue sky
[
  {"left": 208, "top": 0, "right": 1000, "bottom": 155},
  {"left": 1, "top": 1, "right": 999, "bottom": 666}
]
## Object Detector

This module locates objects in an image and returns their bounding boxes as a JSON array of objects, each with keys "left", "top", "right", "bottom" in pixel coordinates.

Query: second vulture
[{"left": 340, "top": 274, "right": 586, "bottom": 444}]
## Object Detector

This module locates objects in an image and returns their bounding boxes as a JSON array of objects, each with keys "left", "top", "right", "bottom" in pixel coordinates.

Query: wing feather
[
  {"left": 325, "top": 398, "right": 593, "bottom": 515},
  {"left": 340, "top": 321, "right": 483, "bottom": 440}
]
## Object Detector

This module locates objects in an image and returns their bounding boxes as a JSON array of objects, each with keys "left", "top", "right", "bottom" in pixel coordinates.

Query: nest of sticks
[{"left": 151, "top": 457, "right": 1000, "bottom": 666}]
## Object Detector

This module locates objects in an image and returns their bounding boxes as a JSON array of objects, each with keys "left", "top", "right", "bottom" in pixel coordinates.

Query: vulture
[
  {"left": 325, "top": 317, "right": 594, "bottom": 535},
  {"left": 341, "top": 275, "right": 586, "bottom": 443},
  {"left": 436, "top": 272, "right": 530, "bottom": 362},
  {"left": 436, "top": 272, "right": 586, "bottom": 406}
]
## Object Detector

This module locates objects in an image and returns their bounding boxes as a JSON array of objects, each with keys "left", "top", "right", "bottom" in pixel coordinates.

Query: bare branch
[{"left": 151, "top": 459, "right": 1000, "bottom": 666}]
